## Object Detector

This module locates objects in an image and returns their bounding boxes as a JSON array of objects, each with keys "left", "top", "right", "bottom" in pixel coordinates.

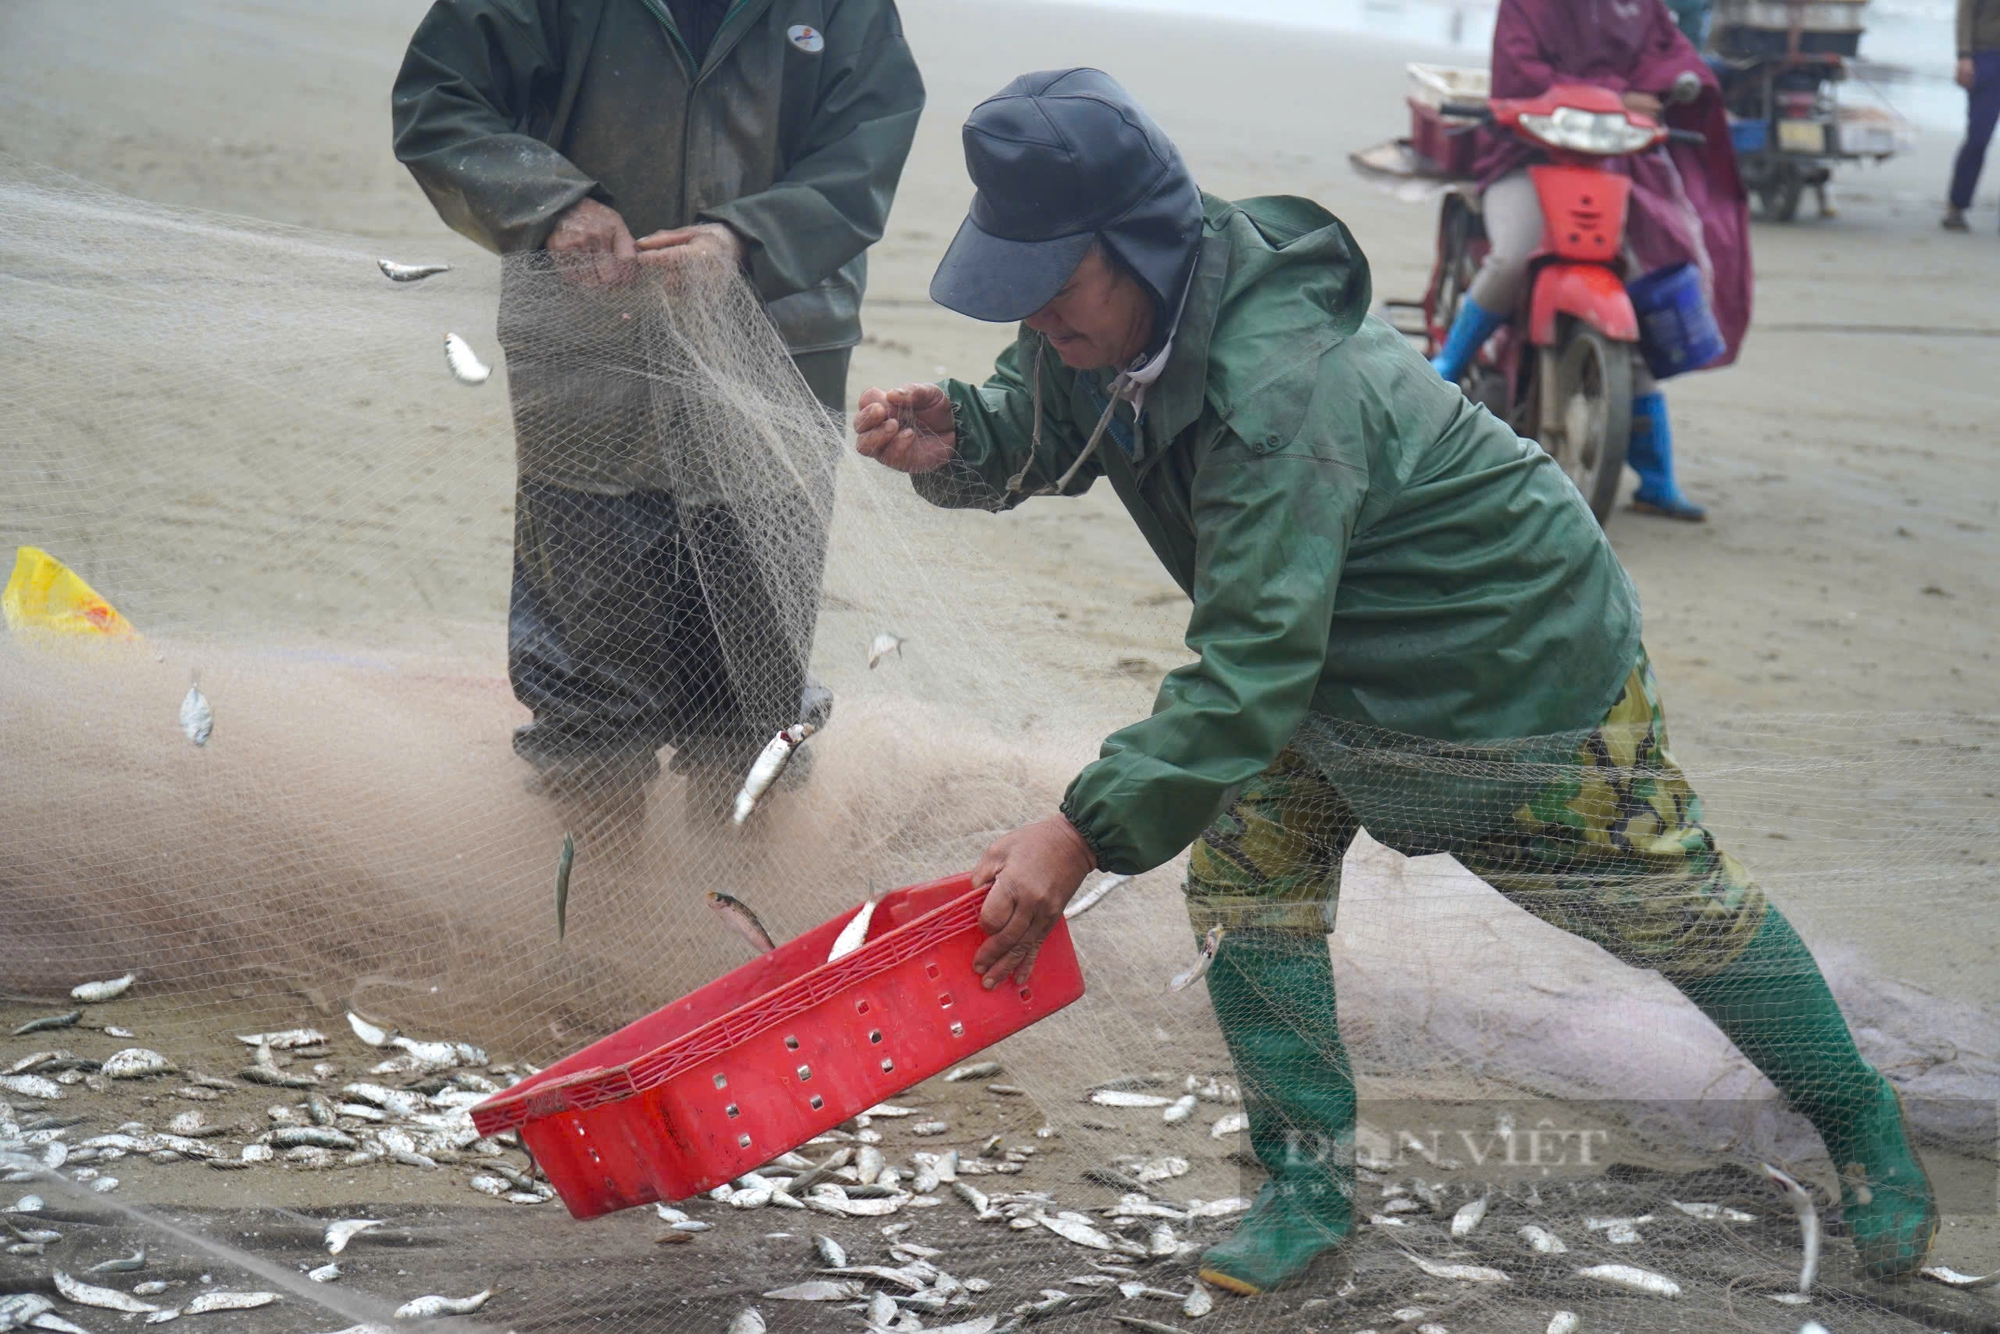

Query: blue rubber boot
[
  {"left": 1429, "top": 295, "right": 1503, "bottom": 384},
  {"left": 1627, "top": 391, "right": 1707, "bottom": 521}
]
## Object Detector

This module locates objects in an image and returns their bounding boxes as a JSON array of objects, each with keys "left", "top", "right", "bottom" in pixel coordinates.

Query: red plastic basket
[{"left": 470, "top": 872, "right": 1086, "bottom": 1218}]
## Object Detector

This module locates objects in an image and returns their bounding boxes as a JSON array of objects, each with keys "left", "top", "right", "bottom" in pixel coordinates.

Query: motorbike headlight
[{"left": 1518, "top": 107, "right": 1659, "bottom": 155}]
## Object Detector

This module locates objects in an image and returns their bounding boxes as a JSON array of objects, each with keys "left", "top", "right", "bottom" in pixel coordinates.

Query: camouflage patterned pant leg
[
  {"left": 1455, "top": 653, "right": 1768, "bottom": 984},
  {"left": 1184, "top": 653, "right": 1767, "bottom": 979},
  {"left": 1184, "top": 748, "right": 1361, "bottom": 938}
]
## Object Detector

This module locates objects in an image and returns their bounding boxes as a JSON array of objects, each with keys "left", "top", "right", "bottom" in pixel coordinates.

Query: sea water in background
[{"left": 1070, "top": 0, "right": 1963, "bottom": 130}]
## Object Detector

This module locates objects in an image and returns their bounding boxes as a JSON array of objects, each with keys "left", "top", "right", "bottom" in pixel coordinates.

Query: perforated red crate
[{"left": 469, "top": 872, "right": 1085, "bottom": 1218}]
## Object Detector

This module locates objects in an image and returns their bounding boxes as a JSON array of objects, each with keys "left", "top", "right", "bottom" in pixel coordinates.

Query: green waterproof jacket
[
  {"left": 920, "top": 195, "right": 1643, "bottom": 874},
  {"left": 392, "top": 0, "right": 924, "bottom": 355}
]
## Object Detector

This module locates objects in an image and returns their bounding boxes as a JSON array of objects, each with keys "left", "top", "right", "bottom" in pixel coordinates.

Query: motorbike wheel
[
  {"left": 1759, "top": 165, "right": 1805, "bottom": 222},
  {"left": 1537, "top": 323, "right": 1632, "bottom": 524}
]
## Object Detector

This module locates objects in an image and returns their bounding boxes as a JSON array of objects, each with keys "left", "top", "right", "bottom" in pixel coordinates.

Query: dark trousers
[
  {"left": 1950, "top": 51, "right": 2000, "bottom": 211},
  {"left": 508, "top": 347, "right": 849, "bottom": 766}
]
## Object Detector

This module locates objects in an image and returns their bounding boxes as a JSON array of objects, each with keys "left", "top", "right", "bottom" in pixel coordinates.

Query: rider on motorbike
[{"left": 1430, "top": 0, "right": 1752, "bottom": 521}]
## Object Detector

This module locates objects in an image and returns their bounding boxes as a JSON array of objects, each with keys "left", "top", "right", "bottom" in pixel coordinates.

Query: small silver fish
[
  {"left": 11, "top": 1013, "right": 81, "bottom": 1037},
  {"left": 345, "top": 1013, "right": 394, "bottom": 1048},
  {"left": 70, "top": 974, "right": 136, "bottom": 1003},
  {"left": 732, "top": 723, "right": 815, "bottom": 826},
  {"left": 811, "top": 1235, "right": 845, "bottom": 1268},
  {"left": 52, "top": 1272, "right": 160, "bottom": 1314},
  {"left": 1039, "top": 1215, "right": 1116, "bottom": 1250},
  {"left": 1450, "top": 1195, "right": 1489, "bottom": 1238},
  {"left": 945, "top": 1062, "right": 1001, "bottom": 1083},
  {"left": 323, "top": 1219, "right": 382, "bottom": 1255},
  {"left": 443, "top": 333, "right": 491, "bottom": 385},
  {"left": 132, "top": 1283, "right": 169, "bottom": 1297},
  {"left": 377, "top": 259, "right": 451, "bottom": 283},
  {"left": 555, "top": 832, "right": 574, "bottom": 941},
  {"left": 179, "top": 671, "right": 214, "bottom": 747},
  {"left": 1088, "top": 1090, "right": 1172, "bottom": 1109},
  {"left": 1167, "top": 926, "right": 1224, "bottom": 993},
  {"left": 827, "top": 898, "right": 877, "bottom": 962},
  {"left": 1546, "top": 1314, "right": 1580, "bottom": 1334},
  {"left": 85, "top": 1248, "right": 146, "bottom": 1274},
  {"left": 1574, "top": 1264, "right": 1682, "bottom": 1298},
  {"left": 1209, "top": 1111, "right": 1248, "bottom": 1139},
  {"left": 34, "top": 1312, "right": 93, "bottom": 1334},
  {"left": 706, "top": 891, "right": 777, "bottom": 954},
  {"left": 1922, "top": 1266, "right": 2000, "bottom": 1289},
  {"left": 1670, "top": 1200, "right": 1756, "bottom": 1222},
  {"left": 760, "top": 1281, "right": 862, "bottom": 1301},
  {"left": 727, "top": 1310, "right": 766, "bottom": 1334},
  {"left": 867, "top": 633, "right": 906, "bottom": 669},
  {"left": 393, "top": 1290, "right": 488, "bottom": 1319},
  {"left": 1518, "top": 1224, "right": 1568, "bottom": 1254},
  {"left": 102, "top": 1049, "right": 174, "bottom": 1079},
  {"left": 308, "top": 1264, "right": 341, "bottom": 1283},
  {"left": 1063, "top": 873, "right": 1132, "bottom": 920},
  {"left": 1764, "top": 1163, "right": 1820, "bottom": 1295},
  {"left": 183, "top": 1292, "right": 276, "bottom": 1315},
  {"left": 1403, "top": 1251, "right": 1511, "bottom": 1283},
  {"left": 234, "top": 1029, "right": 327, "bottom": 1049},
  {"left": 1162, "top": 1096, "right": 1195, "bottom": 1124},
  {"left": 0, "top": 1075, "right": 63, "bottom": 1100}
]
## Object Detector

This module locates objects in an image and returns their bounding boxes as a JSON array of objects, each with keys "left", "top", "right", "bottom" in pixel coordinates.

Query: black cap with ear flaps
[{"left": 929, "top": 68, "right": 1205, "bottom": 325}]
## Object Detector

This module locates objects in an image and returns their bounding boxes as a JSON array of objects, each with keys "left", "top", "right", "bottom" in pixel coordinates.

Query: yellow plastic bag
[{"left": 3, "top": 546, "right": 140, "bottom": 640}]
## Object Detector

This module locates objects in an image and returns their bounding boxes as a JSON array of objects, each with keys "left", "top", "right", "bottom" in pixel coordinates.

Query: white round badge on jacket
[{"left": 787, "top": 24, "right": 825, "bottom": 52}]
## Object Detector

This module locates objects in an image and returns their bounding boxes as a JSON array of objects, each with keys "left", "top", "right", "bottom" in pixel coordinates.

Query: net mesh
[{"left": 1, "top": 158, "right": 1995, "bottom": 1334}]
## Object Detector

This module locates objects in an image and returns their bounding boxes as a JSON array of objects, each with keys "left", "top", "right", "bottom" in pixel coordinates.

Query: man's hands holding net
[
  {"left": 546, "top": 198, "right": 745, "bottom": 288},
  {"left": 970, "top": 815, "right": 1096, "bottom": 987},
  {"left": 854, "top": 384, "right": 956, "bottom": 473}
]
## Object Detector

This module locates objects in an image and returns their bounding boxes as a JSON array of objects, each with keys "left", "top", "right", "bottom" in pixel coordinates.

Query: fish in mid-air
[
  {"left": 1168, "top": 925, "right": 1224, "bottom": 992},
  {"left": 732, "top": 723, "right": 815, "bottom": 825},
  {"left": 827, "top": 897, "right": 877, "bottom": 962},
  {"left": 377, "top": 259, "right": 451, "bottom": 283},
  {"left": 867, "top": 633, "right": 905, "bottom": 669},
  {"left": 1763, "top": 1162, "right": 1819, "bottom": 1295},
  {"left": 179, "top": 672, "right": 213, "bottom": 746},
  {"left": 444, "top": 332, "right": 492, "bottom": 385},
  {"left": 707, "top": 891, "right": 777, "bottom": 954},
  {"left": 554, "top": 832, "right": 575, "bottom": 941},
  {"left": 1064, "top": 873, "right": 1131, "bottom": 920}
]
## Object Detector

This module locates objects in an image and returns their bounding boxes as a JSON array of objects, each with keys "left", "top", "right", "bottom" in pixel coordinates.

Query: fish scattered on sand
[
  {"left": 867, "top": 633, "right": 905, "bottom": 668},
  {"left": 1763, "top": 1163, "right": 1820, "bottom": 1295},
  {"left": 811, "top": 1235, "right": 846, "bottom": 1268},
  {"left": 0, "top": 1076, "right": 62, "bottom": 1101},
  {"left": 53, "top": 1271, "right": 159, "bottom": 1314},
  {"left": 233, "top": 1030, "right": 326, "bottom": 1050},
  {"left": 1089, "top": 1090, "right": 1172, "bottom": 1109},
  {"left": 1671, "top": 1200, "right": 1756, "bottom": 1222},
  {"left": 1209, "top": 1112, "right": 1249, "bottom": 1140},
  {"left": 184, "top": 1292, "right": 277, "bottom": 1314},
  {"left": 552, "top": 831, "right": 575, "bottom": 941},
  {"left": 102, "top": 1049, "right": 174, "bottom": 1080},
  {"left": 7, "top": 1197, "right": 46, "bottom": 1214},
  {"left": 827, "top": 897, "right": 877, "bottom": 962},
  {"left": 308, "top": 1264, "right": 341, "bottom": 1283},
  {"left": 1064, "top": 873, "right": 1132, "bottom": 920},
  {"left": 1546, "top": 1313, "right": 1579, "bottom": 1334},
  {"left": 1110, "top": 1318, "right": 1197, "bottom": 1334},
  {"left": 707, "top": 892, "right": 777, "bottom": 954},
  {"left": 180, "top": 674, "right": 214, "bottom": 746},
  {"left": 70, "top": 975, "right": 135, "bottom": 1003},
  {"left": 945, "top": 1063, "right": 1001, "bottom": 1083},
  {"left": 84, "top": 1249, "right": 146, "bottom": 1275},
  {"left": 393, "top": 1291, "right": 489, "bottom": 1320},
  {"left": 444, "top": 333, "right": 491, "bottom": 385},
  {"left": 34, "top": 1312, "right": 92, "bottom": 1334},
  {"left": 1182, "top": 1284, "right": 1212, "bottom": 1318},
  {"left": 1922, "top": 1266, "right": 2000, "bottom": 1289},
  {"left": 1403, "top": 1252, "right": 1510, "bottom": 1283},
  {"left": 1519, "top": 1225, "right": 1568, "bottom": 1254},
  {"left": 1162, "top": 1096, "right": 1195, "bottom": 1124},
  {"left": 726, "top": 1310, "right": 766, "bottom": 1334},
  {"left": 346, "top": 1013, "right": 394, "bottom": 1047},
  {"left": 761, "top": 1281, "right": 862, "bottom": 1302},
  {"left": 12, "top": 1014, "right": 81, "bottom": 1037},
  {"left": 1039, "top": 1216, "right": 1116, "bottom": 1251},
  {"left": 324, "top": 1219, "right": 382, "bottom": 1255},
  {"left": 1574, "top": 1264, "right": 1682, "bottom": 1298},
  {"left": 378, "top": 259, "right": 451, "bottom": 283},
  {"left": 1168, "top": 926, "right": 1223, "bottom": 993},
  {"left": 1450, "top": 1195, "right": 1488, "bottom": 1237},
  {"left": 733, "top": 723, "right": 815, "bottom": 826}
]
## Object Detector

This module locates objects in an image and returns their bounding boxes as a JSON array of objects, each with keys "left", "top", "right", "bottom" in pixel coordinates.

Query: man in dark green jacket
[
  {"left": 856, "top": 68, "right": 1935, "bottom": 1295},
  {"left": 393, "top": 0, "right": 923, "bottom": 807}
]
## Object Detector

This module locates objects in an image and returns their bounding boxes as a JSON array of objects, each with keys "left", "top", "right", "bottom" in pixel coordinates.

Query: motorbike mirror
[{"left": 1670, "top": 71, "right": 1703, "bottom": 105}]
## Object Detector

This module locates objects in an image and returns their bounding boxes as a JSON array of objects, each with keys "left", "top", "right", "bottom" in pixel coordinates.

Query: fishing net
[{"left": 1, "top": 156, "right": 1994, "bottom": 1334}]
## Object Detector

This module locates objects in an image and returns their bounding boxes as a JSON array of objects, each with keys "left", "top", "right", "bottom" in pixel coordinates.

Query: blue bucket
[{"left": 1628, "top": 262, "right": 1727, "bottom": 380}]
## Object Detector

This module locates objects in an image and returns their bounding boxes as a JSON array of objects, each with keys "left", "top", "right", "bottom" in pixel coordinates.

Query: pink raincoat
[{"left": 1472, "top": 0, "right": 1753, "bottom": 364}]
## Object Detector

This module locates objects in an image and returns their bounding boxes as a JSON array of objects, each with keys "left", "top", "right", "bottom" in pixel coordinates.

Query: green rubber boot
[
  {"left": 1197, "top": 931, "right": 1355, "bottom": 1295},
  {"left": 1677, "top": 909, "right": 1938, "bottom": 1280}
]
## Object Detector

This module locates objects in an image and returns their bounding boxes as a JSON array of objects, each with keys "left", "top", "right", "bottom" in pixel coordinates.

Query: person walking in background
[
  {"left": 1945, "top": 0, "right": 2000, "bottom": 230},
  {"left": 392, "top": 0, "right": 923, "bottom": 818}
]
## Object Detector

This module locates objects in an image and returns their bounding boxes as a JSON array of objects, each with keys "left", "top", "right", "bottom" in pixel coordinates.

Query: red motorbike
[{"left": 1414, "top": 84, "right": 1704, "bottom": 520}]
